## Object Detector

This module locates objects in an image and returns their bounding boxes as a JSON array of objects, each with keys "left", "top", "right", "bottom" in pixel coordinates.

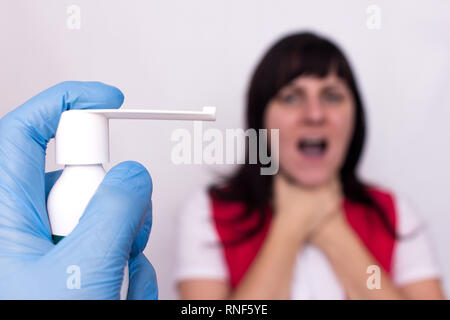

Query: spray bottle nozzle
[{"left": 55, "top": 107, "right": 216, "bottom": 165}]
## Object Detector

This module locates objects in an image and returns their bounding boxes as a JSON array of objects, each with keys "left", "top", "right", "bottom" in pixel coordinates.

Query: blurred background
[{"left": 1, "top": 0, "right": 449, "bottom": 299}]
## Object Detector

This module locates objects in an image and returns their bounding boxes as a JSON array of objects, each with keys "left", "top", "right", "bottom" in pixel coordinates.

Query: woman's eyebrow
[
  {"left": 282, "top": 84, "right": 305, "bottom": 92},
  {"left": 321, "top": 83, "right": 345, "bottom": 91}
]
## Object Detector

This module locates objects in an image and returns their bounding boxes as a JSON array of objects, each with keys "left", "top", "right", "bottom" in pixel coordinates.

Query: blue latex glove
[{"left": 0, "top": 81, "right": 157, "bottom": 299}]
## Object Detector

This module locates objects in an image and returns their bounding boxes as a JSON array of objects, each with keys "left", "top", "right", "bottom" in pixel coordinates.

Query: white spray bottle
[{"left": 47, "top": 106, "right": 216, "bottom": 299}]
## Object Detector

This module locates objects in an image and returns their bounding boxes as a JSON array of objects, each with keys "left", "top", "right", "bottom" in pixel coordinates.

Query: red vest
[{"left": 210, "top": 188, "right": 397, "bottom": 289}]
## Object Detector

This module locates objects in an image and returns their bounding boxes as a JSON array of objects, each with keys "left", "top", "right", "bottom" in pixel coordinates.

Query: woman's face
[{"left": 264, "top": 73, "right": 355, "bottom": 187}]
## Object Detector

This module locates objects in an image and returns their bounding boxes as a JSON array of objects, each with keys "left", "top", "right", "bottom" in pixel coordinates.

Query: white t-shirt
[{"left": 174, "top": 187, "right": 440, "bottom": 299}]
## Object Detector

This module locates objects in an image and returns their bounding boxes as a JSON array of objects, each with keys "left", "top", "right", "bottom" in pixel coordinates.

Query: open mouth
[{"left": 297, "top": 137, "right": 328, "bottom": 157}]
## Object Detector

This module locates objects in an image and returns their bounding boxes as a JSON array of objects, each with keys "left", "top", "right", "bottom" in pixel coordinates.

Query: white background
[{"left": 1, "top": 0, "right": 449, "bottom": 299}]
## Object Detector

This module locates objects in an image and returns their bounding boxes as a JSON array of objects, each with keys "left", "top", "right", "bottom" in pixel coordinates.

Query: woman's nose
[{"left": 302, "top": 99, "right": 326, "bottom": 125}]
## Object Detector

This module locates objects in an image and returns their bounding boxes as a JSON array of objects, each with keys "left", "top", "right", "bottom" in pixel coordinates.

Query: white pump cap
[{"left": 55, "top": 107, "right": 216, "bottom": 165}]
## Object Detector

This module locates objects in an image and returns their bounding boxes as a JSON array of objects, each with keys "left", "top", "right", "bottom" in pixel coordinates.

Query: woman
[{"left": 174, "top": 32, "right": 445, "bottom": 299}]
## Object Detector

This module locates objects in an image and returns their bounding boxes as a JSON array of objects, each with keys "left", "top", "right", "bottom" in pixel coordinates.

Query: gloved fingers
[
  {"left": 0, "top": 171, "right": 63, "bottom": 265},
  {"left": 127, "top": 252, "right": 158, "bottom": 300},
  {"left": 1, "top": 81, "right": 124, "bottom": 146},
  {"left": 0, "top": 170, "right": 65, "bottom": 268},
  {"left": 130, "top": 200, "right": 152, "bottom": 258},
  {"left": 0, "top": 81, "right": 124, "bottom": 240},
  {"left": 45, "top": 170, "right": 63, "bottom": 201},
  {"left": 49, "top": 161, "right": 152, "bottom": 280}
]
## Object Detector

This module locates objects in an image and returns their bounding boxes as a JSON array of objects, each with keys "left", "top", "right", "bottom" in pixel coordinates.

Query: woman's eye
[
  {"left": 323, "top": 92, "right": 344, "bottom": 103},
  {"left": 281, "top": 93, "right": 301, "bottom": 104},
  {"left": 282, "top": 94, "right": 295, "bottom": 103}
]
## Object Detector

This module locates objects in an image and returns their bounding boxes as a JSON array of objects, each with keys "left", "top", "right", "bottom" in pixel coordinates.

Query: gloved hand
[{"left": 0, "top": 81, "right": 157, "bottom": 299}]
